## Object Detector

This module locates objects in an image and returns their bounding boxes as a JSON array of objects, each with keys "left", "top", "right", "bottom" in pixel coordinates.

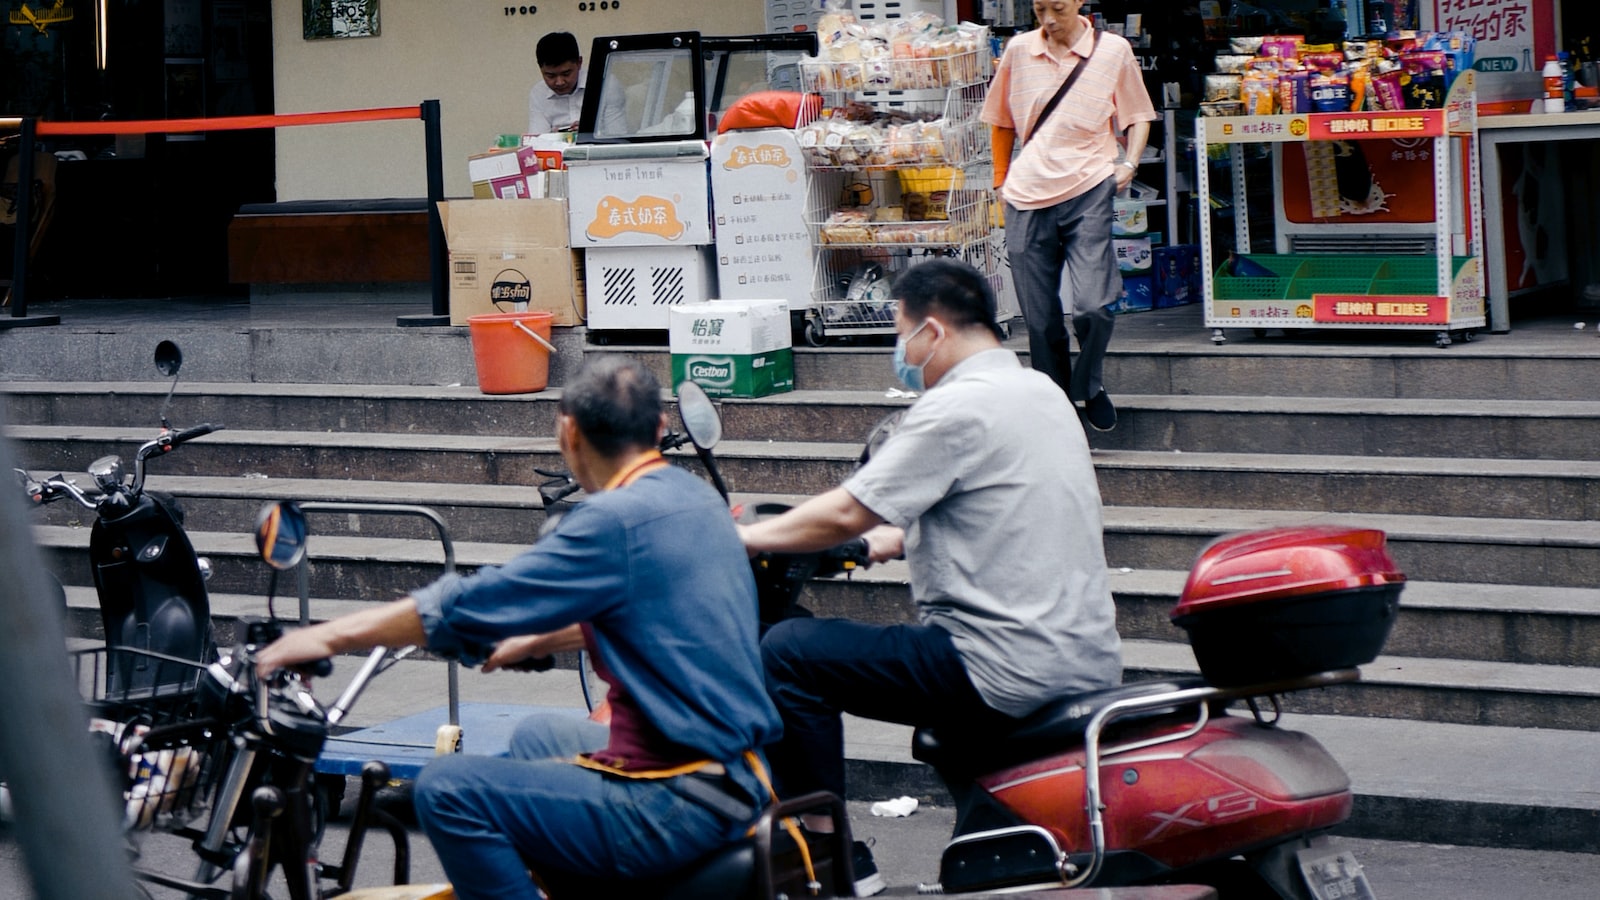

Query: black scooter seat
[
  {"left": 913, "top": 677, "right": 1209, "bottom": 777},
  {"left": 537, "top": 839, "right": 759, "bottom": 900}
]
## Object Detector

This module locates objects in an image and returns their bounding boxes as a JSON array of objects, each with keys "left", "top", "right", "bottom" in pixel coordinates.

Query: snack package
[
  {"left": 1278, "top": 71, "right": 1312, "bottom": 114},
  {"left": 1370, "top": 70, "right": 1407, "bottom": 111},
  {"left": 1204, "top": 73, "right": 1243, "bottom": 102},
  {"left": 1260, "top": 35, "right": 1304, "bottom": 59},
  {"left": 1214, "top": 54, "right": 1254, "bottom": 75},
  {"left": 1241, "top": 71, "right": 1278, "bottom": 115},
  {"left": 1310, "top": 71, "right": 1352, "bottom": 112}
]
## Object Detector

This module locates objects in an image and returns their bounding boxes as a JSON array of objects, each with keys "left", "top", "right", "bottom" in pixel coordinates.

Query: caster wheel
[
  {"left": 804, "top": 319, "right": 827, "bottom": 347},
  {"left": 435, "top": 724, "right": 463, "bottom": 755}
]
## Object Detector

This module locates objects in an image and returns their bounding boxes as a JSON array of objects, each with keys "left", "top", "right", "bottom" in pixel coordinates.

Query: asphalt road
[{"left": 6, "top": 794, "right": 1600, "bottom": 899}]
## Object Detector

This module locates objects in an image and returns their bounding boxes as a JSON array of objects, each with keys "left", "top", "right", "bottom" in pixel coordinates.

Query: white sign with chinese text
[{"left": 710, "top": 128, "right": 813, "bottom": 304}]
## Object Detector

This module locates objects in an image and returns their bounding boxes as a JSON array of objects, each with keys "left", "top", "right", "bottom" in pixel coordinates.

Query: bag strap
[{"left": 1024, "top": 28, "right": 1102, "bottom": 146}]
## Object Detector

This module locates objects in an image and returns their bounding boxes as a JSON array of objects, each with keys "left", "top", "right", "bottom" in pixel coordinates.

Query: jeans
[
  {"left": 1006, "top": 175, "right": 1121, "bottom": 403},
  {"left": 761, "top": 617, "right": 1019, "bottom": 799},
  {"left": 413, "top": 713, "right": 761, "bottom": 900}
]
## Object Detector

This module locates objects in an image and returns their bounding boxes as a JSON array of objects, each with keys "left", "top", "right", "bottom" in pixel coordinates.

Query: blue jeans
[{"left": 413, "top": 713, "right": 762, "bottom": 900}]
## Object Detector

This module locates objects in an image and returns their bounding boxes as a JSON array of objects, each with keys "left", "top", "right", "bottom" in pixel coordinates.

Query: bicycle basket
[{"left": 74, "top": 646, "right": 230, "bottom": 832}]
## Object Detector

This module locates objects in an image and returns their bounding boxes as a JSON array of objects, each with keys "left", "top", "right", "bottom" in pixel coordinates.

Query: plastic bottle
[{"left": 1543, "top": 56, "right": 1566, "bottom": 113}]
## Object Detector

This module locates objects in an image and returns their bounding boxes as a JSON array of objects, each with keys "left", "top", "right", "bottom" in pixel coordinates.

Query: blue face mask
[{"left": 892, "top": 320, "right": 933, "bottom": 392}]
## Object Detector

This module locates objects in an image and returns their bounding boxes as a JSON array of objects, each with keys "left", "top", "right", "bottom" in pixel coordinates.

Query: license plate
[{"left": 1296, "top": 845, "right": 1377, "bottom": 900}]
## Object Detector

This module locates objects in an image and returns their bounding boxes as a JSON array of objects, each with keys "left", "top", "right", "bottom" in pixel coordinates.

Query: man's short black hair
[
  {"left": 558, "top": 357, "right": 661, "bottom": 458},
  {"left": 536, "top": 32, "right": 582, "bottom": 68},
  {"left": 891, "top": 259, "right": 1005, "bottom": 341}
]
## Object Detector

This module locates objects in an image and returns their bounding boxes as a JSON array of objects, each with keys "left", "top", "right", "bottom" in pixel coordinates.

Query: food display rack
[
  {"left": 1195, "top": 72, "right": 1484, "bottom": 347},
  {"left": 796, "top": 34, "right": 1013, "bottom": 345}
]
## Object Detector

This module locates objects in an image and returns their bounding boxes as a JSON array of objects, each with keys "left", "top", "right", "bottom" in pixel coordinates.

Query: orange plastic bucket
[{"left": 467, "top": 311, "right": 555, "bottom": 394}]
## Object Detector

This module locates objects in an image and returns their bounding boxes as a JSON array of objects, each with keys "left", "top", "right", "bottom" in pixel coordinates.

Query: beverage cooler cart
[
  {"left": 794, "top": 18, "right": 1016, "bottom": 346},
  {"left": 1196, "top": 71, "right": 1485, "bottom": 347}
]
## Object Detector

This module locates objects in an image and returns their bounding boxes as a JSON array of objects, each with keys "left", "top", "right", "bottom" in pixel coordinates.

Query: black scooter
[{"left": 17, "top": 340, "right": 221, "bottom": 692}]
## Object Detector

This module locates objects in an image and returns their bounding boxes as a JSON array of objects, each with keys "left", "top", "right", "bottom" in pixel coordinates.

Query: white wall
[{"left": 270, "top": 3, "right": 764, "bottom": 200}]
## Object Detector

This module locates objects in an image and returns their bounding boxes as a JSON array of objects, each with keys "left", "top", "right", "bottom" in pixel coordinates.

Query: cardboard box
[
  {"left": 468, "top": 146, "right": 551, "bottom": 199},
  {"left": 1154, "top": 244, "right": 1201, "bottom": 307},
  {"left": 441, "top": 199, "right": 586, "bottom": 326},
  {"left": 669, "top": 299, "right": 794, "bottom": 397},
  {"left": 1115, "top": 237, "right": 1154, "bottom": 274},
  {"left": 1113, "top": 275, "right": 1154, "bottom": 314},
  {"left": 1113, "top": 198, "right": 1150, "bottom": 236}
]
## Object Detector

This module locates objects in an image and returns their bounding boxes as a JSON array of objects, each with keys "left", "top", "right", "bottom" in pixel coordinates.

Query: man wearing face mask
[{"left": 739, "top": 260, "right": 1120, "bottom": 888}]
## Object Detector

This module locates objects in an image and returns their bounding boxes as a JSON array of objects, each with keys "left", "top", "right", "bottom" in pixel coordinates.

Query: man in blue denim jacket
[{"left": 256, "top": 358, "right": 781, "bottom": 900}]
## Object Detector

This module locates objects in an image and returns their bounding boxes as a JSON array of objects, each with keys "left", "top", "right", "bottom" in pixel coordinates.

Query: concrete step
[
  {"left": 596, "top": 336, "right": 1600, "bottom": 401},
  {"left": 35, "top": 498, "right": 1600, "bottom": 607},
  {"left": 16, "top": 422, "right": 1600, "bottom": 531},
  {"left": 22, "top": 472, "right": 550, "bottom": 544},
  {"left": 44, "top": 527, "right": 1600, "bottom": 732},
  {"left": 11, "top": 382, "right": 1600, "bottom": 460},
  {"left": 1110, "top": 570, "right": 1600, "bottom": 669},
  {"left": 1101, "top": 505, "right": 1600, "bottom": 589},
  {"left": 1093, "top": 449, "right": 1600, "bottom": 521}
]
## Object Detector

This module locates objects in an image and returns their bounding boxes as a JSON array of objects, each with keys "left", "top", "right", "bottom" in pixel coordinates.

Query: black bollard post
[
  {"left": 398, "top": 99, "right": 451, "bottom": 327},
  {"left": 1, "top": 117, "right": 59, "bottom": 328}
]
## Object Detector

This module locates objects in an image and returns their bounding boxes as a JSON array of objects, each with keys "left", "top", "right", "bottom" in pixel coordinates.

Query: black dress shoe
[{"left": 1085, "top": 391, "right": 1117, "bottom": 432}]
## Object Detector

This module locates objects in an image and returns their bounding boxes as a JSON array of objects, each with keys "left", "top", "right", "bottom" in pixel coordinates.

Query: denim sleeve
[{"left": 410, "top": 502, "right": 629, "bottom": 667}]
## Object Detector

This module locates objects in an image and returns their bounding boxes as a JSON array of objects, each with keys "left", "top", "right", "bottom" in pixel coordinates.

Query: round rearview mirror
[
  {"left": 676, "top": 381, "right": 722, "bottom": 450},
  {"left": 154, "top": 341, "right": 184, "bottom": 377},
  {"left": 255, "top": 501, "right": 308, "bottom": 571},
  {"left": 859, "top": 410, "right": 906, "bottom": 466}
]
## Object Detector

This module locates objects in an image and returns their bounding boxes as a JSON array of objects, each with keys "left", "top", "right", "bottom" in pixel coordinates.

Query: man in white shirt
[{"left": 528, "top": 32, "right": 586, "bottom": 134}]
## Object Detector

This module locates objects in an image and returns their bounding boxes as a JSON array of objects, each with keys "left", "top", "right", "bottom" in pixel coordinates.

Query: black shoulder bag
[{"left": 1024, "top": 28, "right": 1103, "bottom": 145}]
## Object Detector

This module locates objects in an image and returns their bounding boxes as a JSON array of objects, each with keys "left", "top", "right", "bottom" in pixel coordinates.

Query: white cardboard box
[{"left": 669, "top": 299, "right": 794, "bottom": 397}]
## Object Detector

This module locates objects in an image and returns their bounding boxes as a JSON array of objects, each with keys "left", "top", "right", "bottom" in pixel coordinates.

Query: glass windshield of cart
[{"left": 577, "top": 32, "right": 818, "bottom": 143}]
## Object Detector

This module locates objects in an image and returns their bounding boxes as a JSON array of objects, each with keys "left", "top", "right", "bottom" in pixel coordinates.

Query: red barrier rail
[
  {"left": 5, "top": 101, "right": 447, "bottom": 328},
  {"left": 34, "top": 106, "right": 422, "bottom": 136}
]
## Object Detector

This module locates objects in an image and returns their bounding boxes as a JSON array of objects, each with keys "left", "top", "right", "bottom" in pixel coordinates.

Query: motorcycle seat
[{"left": 912, "top": 677, "right": 1210, "bottom": 776}]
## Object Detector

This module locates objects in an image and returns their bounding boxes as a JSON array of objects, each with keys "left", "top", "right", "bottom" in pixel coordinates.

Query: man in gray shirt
[{"left": 739, "top": 259, "right": 1120, "bottom": 889}]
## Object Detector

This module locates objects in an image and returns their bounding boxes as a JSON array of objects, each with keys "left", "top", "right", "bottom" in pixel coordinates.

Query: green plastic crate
[{"left": 1212, "top": 254, "right": 1298, "bottom": 301}]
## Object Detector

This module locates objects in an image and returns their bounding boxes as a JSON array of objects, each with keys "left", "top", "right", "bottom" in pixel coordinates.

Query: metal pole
[
  {"left": 398, "top": 99, "right": 450, "bottom": 327},
  {"left": 0, "top": 406, "right": 135, "bottom": 898},
  {"left": 2, "top": 117, "right": 59, "bottom": 328}
]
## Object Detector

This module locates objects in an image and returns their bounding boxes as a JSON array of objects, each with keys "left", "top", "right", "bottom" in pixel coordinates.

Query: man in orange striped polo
[{"left": 981, "top": 0, "right": 1157, "bottom": 432}]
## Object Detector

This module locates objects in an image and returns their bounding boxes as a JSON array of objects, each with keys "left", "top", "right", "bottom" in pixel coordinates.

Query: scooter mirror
[
  {"left": 88, "top": 455, "right": 125, "bottom": 492},
  {"left": 154, "top": 341, "right": 183, "bottom": 377},
  {"left": 255, "top": 501, "right": 309, "bottom": 571},
  {"left": 859, "top": 410, "right": 906, "bottom": 466},
  {"left": 676, "top": 381, "right": 722, "bottom": 450}
]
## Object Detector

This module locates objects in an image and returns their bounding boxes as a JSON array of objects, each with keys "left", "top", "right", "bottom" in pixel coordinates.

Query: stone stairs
[{"left": 7, "top": 307, "right": 1600, "bottom": 853}]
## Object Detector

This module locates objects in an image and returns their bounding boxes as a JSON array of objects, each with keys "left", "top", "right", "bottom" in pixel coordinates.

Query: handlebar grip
[
  {"left": 170, "top": 423, "right": 221, "bottom": 444},
  {"left": 302, "top": 658, "right": 334, "bottom": 679},
  {"left": 505, "top": 655, "right": 556, "bottom": 673},
  {"left": 826, "top": 538, "right": 871, "bottom": 563}
]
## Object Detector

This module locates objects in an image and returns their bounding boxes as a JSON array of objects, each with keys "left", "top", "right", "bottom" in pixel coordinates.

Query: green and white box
[{"left": 669, "top": 299, "right": 794, "bottom": 398}]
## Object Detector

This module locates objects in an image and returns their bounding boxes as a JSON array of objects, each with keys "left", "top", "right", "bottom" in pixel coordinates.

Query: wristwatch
[{"left": 1118, "top": 160, "right": 1138, "bottom": 172}]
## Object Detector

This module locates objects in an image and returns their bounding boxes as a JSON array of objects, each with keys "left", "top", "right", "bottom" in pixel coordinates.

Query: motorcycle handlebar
[{"left": 169, "top": 423, "right": 221, "bottom": 445}]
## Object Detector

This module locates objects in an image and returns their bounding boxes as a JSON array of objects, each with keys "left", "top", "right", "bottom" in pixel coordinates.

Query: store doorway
[{"left": 2, "top": 0, "right": 276, "bottom": 298}]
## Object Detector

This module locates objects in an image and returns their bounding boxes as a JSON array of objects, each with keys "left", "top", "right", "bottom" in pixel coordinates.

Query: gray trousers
[{"left": 1005, "top": 175, "right": 1121, "bottom": 403}]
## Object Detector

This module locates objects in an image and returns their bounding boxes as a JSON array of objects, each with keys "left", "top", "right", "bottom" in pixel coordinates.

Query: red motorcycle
[{"left": 909, "top": 524, "right": 1399, "bottom": 899}]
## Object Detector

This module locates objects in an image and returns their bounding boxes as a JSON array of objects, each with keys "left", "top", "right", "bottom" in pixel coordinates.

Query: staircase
[{"left": 6, "top": 303, "right": 1600, "bottom": 854}]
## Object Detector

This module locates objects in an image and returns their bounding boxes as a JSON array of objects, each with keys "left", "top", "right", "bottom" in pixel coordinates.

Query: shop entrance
[{"left": 2, "top": 0, "right": 275, "bottom": 298}]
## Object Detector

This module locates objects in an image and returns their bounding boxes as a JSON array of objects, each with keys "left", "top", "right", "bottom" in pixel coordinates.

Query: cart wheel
[
  {"left": 1435, "top": 330, "right": 1453, "bottom": 348},
  {"left": 1461, "top": 330, "right": 1476, "bottom": 343},
  {"left": 434, "top": 724, "right": 463, "bottom": 755},
  {"left": 804, "top": 319, "right": 827, "bottom": 347},
  {"left": 1211, "top": 328, "right": 1228, "bottom": 345}
]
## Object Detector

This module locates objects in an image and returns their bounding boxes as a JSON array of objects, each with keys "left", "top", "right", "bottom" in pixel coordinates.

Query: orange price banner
[
  {"left": 1313, "top": 294, "right": 1449, "bottom": 325},
  {"left": 1306, "top": 110, "right": 1445, "bottom": 141}
]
